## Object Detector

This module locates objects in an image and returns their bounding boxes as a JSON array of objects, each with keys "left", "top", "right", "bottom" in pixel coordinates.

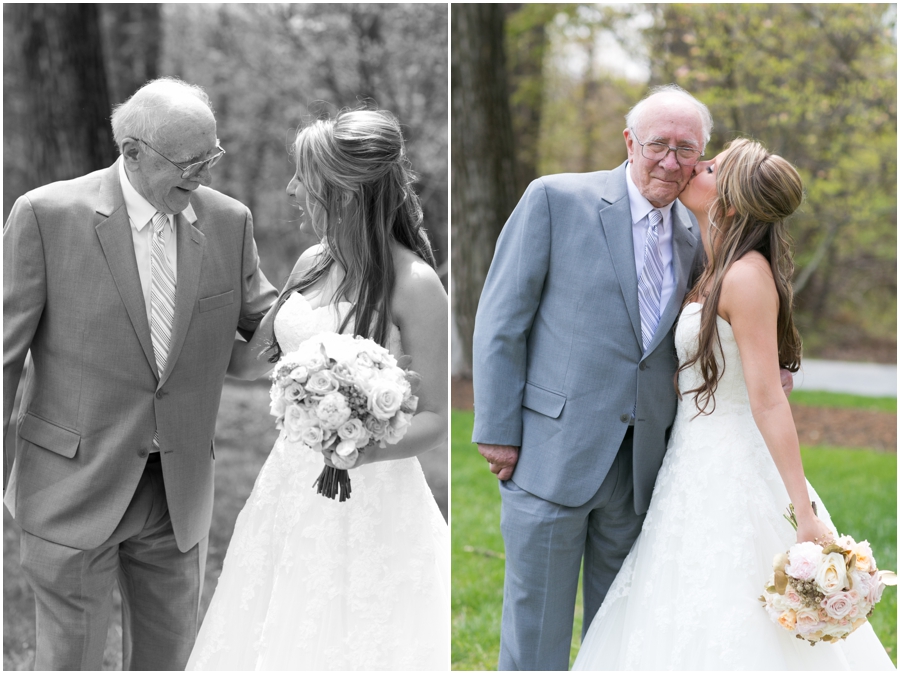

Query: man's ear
[
  {"left": 121, "top": 139, "right": 141, "bottom": 170},
  {"left": 623, "top": 128, "right": 635, "bottom": 161}
]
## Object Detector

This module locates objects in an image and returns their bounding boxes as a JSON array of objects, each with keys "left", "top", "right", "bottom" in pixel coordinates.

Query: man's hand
[
  {"left": 780, "top": 368, "right": 794, "bottom": 397},
  {"left": 477, "top": 443, "right": 520, "bottom": 481}
]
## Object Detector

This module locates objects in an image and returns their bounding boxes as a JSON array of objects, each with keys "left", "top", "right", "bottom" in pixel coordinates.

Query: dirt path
[{"left": 452, "top": 378, "right": 896, "bottom": 452}]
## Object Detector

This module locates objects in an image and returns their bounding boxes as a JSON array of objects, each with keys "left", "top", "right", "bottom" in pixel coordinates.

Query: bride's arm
[
  {"left": 227, "top": 245, "right": 325, "bottom": 380},
  {"left": 227, "top": 314, "right": 277, "bottom": 380},
  {"left": 719, "top": 253, "right": 832, "bottom": 544},
  {"left": 352, "top": 251, "right": 448, "bottom": 465}
]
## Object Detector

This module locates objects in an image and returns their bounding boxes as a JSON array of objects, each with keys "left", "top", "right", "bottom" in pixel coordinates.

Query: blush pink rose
[{"left": 821, "top": 590, "right": 859, "bottom": 620}]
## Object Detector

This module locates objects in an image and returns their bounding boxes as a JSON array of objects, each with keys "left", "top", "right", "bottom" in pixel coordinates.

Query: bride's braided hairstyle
[
  {"left": 678, "top": 138, "right": 803, "bottom": 414},
  {"left": 268, "top": 109, "right": 435, "bottom": 361}
]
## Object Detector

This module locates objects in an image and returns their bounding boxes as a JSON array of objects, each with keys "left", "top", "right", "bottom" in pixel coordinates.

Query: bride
[
  {"left": 186, "top": 109, "right": 449, "bottom": 670},
  {"left": 572, "top": 138, "right": 894, "bottom": 670}
]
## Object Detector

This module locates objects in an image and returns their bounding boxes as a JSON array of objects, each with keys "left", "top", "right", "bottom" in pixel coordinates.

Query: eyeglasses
[
  {"left": 630, "top": 130, "right": 703, "bottom": 167},
  {"left": 137, "top": 139, "right": 225, "bottom": 178}
]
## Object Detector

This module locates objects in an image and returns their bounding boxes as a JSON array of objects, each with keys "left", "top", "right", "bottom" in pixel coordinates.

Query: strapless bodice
[
  {"left": 273, "top": 292, "right": 403, "bottom": 357},
  {"left": 675, "top": 302, "right": 750, "bottom": 414}
]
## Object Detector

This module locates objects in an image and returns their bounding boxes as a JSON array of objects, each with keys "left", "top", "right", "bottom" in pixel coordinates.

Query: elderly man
[
  {"left": 472, "top": 84, "right": 711, "bottom": 670},
  {"left": 3, "top": 77, "right": 278, "bottom": 670}
]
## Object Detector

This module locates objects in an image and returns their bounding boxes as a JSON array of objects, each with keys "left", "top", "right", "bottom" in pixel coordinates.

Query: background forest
[
  {"left": 452, "top": 3, "right": 897, "bottom": 374},
  {"left": 4, "top": 3, "right": 448, "bottom": 287}
]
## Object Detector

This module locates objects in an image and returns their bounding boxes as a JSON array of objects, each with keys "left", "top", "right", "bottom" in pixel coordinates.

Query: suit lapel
[
  {"left": 598, "top": 162, "right": 642, "bottom": 348},
  {"left": 94, "top": 164, "right": 159, "bottom": 376},
  {"left": 644, "top": 201, "right": 696, "bottom": 356},
  {"left": 158, "top": 211, "right": 206, "bottom": 388}
]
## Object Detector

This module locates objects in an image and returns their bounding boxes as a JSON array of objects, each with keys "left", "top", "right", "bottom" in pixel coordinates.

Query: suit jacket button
[
  {"left": 620, "top": 414, "right": 629, "bottom": 423},
  {"left": 156, "top": 389, "right": 164, "bottom": 399},
  {"left": 138, "top": 447, "right": 149, "bottom": 458},
  {"left": 639, "top": 362, "right": 647, "bottom": 371}
]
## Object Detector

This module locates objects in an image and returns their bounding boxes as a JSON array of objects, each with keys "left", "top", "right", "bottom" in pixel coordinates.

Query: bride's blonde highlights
[
  {"left": 678, "top": 138, "right": 804, "bottom": 414},
  {"left": 270, "top": 109, "right": 435, "bottom": 360}
]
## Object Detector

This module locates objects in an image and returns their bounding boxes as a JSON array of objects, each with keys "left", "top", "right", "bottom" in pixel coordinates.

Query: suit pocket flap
[
  {"left": 522, "top": 382, "right": 566, "bottom": 419},
  {"left": 199, "top": 290, "right": 234, "bottom": 313},
  {"left": 19, "top": 412, "right": 80, "bottom": 458}
]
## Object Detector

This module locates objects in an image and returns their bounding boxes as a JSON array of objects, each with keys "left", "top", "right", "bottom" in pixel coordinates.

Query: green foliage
[
  {"left": 643, "top": 4, "right": 897, "bottom": 356},
  {"left": 790, "top": 390, "right": 897, "bottom": 413},
  {"left": 510, "top": 3, "right": 897, "bottom": 359},
  {"left": 451, "top": 410, "right": 897, "bottom": 668}
]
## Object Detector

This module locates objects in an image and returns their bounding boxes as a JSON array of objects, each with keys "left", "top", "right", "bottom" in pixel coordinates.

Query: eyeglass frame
[
  {"left": 135, "top": 138, "right": 226, "bottom": 178},
  {"left": 629, "top": 129, "right": 704, "bottom": 167}
]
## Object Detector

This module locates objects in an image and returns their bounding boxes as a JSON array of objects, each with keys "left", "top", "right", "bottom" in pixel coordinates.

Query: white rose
[
  {"left": 299, "top": 423, "right": 325, "bottom": 452},
  {"left": 306, "top": 370, "right": 341, "bottom": 396},
  {"left": 283, "top": 405, "right": 307, "bottom": 442},
  {"left": 815, "top": 552, "right": 849, "bottom": 596},
  {"left": 289, "top": 365, "right": 310, "bottom": 384},
  {"left": 337, "top": 418, "right": 369, "bottom": 448},
  {"left": 367, "top": 380, "right": 404, "bottom": 420},
  {"left": 284, "top": 382, "right": 307, "bottom": 403}
]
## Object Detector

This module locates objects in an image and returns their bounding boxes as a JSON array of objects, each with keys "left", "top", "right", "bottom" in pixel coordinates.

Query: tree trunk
[
  {"left": 450, "top": 4, "right": 518, "bottom": 374},
  {"left": 4, "top": 3, "right": 116, "bottom": 207},
  {"left": 100, "top": 4, "right": 161, "bottom": 105}
]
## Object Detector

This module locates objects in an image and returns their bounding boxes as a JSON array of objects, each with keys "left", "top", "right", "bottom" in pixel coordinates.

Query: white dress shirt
[
  {"left": 625, "top": 164, "right": 676, "bottom": 317},
  {"left": 117, "top": 157, "right": 179, "bottom": 329}
]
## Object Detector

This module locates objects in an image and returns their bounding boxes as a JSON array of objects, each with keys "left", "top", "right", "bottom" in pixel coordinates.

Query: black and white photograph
[{"left": 3, "top": 3, "right": 448, "bottom": 670}]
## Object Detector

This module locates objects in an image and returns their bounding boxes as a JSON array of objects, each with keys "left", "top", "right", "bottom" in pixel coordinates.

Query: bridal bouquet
[
  {"left": 269, "top": 332, "right": 418, "bottom": 502},
  {"left": 760, "top": 504, "right": 897, "bottom": 645}
]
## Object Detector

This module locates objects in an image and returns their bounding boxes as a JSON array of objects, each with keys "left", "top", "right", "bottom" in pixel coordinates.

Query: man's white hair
[
  {"left": 110, "top": 77, "right": 213, "bottom": 153},
  {"left": 625, "top": 84, "right": 713, "bottom": 147}
]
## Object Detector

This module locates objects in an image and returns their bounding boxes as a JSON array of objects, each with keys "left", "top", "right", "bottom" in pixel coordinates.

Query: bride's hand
[
  {"left": 795, "top": 514, "right": 834, "bottom": 546},
  {"left": 321, "top": 445, "right": 369, "bottom": 470}
]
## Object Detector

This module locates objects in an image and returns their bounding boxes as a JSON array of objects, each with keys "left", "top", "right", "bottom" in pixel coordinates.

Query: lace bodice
[{"left": 274, "top": 292, "right": 403, "bottom": 356}]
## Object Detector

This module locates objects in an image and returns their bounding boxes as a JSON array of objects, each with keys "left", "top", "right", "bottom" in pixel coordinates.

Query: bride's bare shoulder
[
  {"left": 719, "top": 252, "right": 777, "bottom": 323},
  {"left": 391, "top": 244, "right": 446, "bottom": 326}
]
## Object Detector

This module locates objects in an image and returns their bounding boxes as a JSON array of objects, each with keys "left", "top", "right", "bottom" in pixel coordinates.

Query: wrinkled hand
[
  {"left": 780, "top": 368, "right": 794, "bottom": 397},
  {"left": 477, "top": 443, "right": 520, "bottom": 481}
]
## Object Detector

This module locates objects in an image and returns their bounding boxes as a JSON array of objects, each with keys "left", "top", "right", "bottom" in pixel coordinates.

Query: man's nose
[
  {"left": 195, "top": 163, "right": 213, "bottom": 186},
  {"left": 659, "top": 150, "right": 681, "bottom": 171}
]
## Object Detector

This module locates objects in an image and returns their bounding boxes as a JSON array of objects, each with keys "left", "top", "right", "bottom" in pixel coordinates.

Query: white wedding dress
[
  {"left": 573, "top": 303, "right": 894, "bottom": 671},
  {"left": 187, "top": 292, "right": 449, "bottom": 671}
]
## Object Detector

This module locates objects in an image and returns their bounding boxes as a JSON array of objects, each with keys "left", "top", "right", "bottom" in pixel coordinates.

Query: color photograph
[{"left": 451, "top": 3, "right": 896, "bottom": 670}]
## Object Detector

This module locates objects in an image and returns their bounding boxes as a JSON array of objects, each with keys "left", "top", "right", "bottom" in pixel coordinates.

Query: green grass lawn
[
  {"left": 790, "top": 390, "right": 897, "bottom": 413},
  {"left": 451, "top": 409, "right": 897, "bottom": 670},
  {"left": 3, "top": 379, "right": 447, "bottom": 670}
]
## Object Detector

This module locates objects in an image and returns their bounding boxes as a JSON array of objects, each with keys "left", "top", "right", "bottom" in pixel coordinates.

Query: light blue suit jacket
[{"left": 472, "top": 162, "right": 701, "bottom": 512}]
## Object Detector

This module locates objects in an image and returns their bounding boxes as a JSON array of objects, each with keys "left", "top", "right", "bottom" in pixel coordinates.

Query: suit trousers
[
  {"left": 19, "top": 455, "right": 208, "bottom": 671},
  {"left": 498, "top": 429, "right": 645, "bottom": 671}
]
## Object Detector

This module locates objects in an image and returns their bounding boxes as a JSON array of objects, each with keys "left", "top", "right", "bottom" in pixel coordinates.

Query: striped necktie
[
  {"left": 637, "top": 209, "right": 664, "bottom": 352},
  {"left": 149, "top": 212, "right": 176, "bottom": 375}
]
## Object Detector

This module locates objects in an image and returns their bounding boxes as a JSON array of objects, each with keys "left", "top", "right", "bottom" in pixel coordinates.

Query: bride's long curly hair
[
  {"left": 268, "top": 109, "right": 435, "bottom": 361},
  {"left": 678, "top": 138, "right": 804, "bottom": 414}
]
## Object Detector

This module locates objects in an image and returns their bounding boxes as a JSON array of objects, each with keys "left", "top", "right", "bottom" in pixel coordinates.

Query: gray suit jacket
[
  {"left": 3, "top": 161, "right": 278, "bottom": 552},
  {"left": 471, "top": 162, "right": 701, "bottom": 512}
]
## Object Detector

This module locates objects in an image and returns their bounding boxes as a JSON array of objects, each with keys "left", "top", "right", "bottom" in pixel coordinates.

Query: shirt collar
[
  {"left": 625, "top": 162, "right": 674, "bottom": 227},
  {"left": 117, "top": 156, "right": 197, "bottom": 230}
]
